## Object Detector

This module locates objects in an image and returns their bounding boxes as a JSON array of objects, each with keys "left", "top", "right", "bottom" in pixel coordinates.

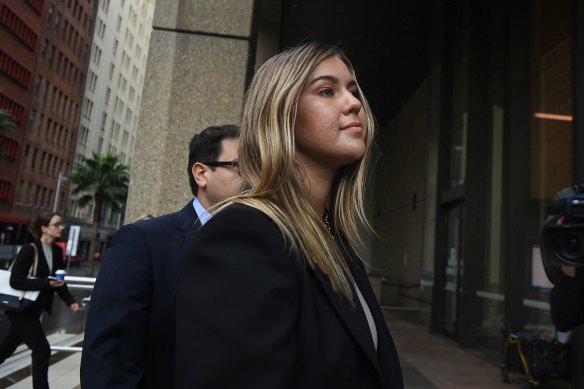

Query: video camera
[{"left": 540, "top": 184, "right": 584, "bottom": 267}]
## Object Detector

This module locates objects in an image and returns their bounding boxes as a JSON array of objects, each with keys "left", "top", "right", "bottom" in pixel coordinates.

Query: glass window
[
  {"left": 449, "top": 27, "right": 469, "bottom": 188},
  {"left": 527, "top": 0, "right": 572, "bottom": 336}
]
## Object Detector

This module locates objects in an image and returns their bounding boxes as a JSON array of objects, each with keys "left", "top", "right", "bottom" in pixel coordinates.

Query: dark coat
[
  {"left": 549, "top": 268, "right": 584, "bottom": 331},
  {"left": 9, "top": 239, "right": 75, "bottom": 316},
  {"left": 175, "top": 204, "right": 404, "bottom": 389},
  {"left": 80, "top": 202, "right": 200, "bottom": 389}
]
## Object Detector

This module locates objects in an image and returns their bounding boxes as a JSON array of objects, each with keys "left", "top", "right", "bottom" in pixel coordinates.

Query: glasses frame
[
  {"left": 202, "top": 160, "right": 239, "bottom": 168},
  {"left": 48, "top": 222, "right": 66, "bottom": 228}
]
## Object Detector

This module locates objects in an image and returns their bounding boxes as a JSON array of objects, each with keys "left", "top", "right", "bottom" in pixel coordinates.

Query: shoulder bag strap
[
  {"left": 30, "top": 243, "right": 39, "bottom": 277},
  {"left": 7, "top": 243, "right": 39, "bottom": 277}
]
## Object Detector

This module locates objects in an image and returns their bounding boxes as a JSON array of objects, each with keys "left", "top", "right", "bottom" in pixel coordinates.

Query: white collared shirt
[
  {"left": 355, "top": 282, "right": 378, "bottom": 350},
  {"left": 192, "top": 197, "right": 211, "bottom": 226}
]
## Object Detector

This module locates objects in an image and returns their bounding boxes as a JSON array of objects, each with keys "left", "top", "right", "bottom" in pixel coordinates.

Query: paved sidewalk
[
  {"left": 2, "top": 308, "right": 568, "bottom": 388},
  {"left": 0, "top": 332, "right": 82, "bottom": 389},
  {"left": 383, "top": 309, "right": 522, "bottom": 388},
  {"left": 6, "top": 353, "right": 80, "bottom": 389}
]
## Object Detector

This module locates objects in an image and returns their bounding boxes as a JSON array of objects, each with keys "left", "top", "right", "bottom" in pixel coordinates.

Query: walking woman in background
[
  {"left": 176, "top": 43, "right": 403, "bottom": 388},
  {"left": 0, "top": 212, "right": 79, "bottom": 389}
]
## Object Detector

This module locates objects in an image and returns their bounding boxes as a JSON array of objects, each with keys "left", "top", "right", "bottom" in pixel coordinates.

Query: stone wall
[{"left": 125, "top": 0, "right": 253, "bottom": 222}]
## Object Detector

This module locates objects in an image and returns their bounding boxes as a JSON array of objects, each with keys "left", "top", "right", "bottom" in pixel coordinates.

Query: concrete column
[{"left": 125, "top": 0, "right": 254, "bottom": 222}]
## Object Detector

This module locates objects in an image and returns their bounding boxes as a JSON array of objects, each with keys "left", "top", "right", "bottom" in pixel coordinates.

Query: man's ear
[{"left": 192, "top": 162, "right": 208, "bottom": 189}]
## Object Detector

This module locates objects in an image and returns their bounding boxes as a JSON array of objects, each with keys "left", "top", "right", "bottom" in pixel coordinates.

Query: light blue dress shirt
[{"left": 192, "top": 197, "right": 211, "bottom": 226}]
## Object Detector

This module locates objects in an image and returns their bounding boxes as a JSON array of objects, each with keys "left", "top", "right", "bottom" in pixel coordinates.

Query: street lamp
[{"left": 53, "top": 172, "right": 68, "bottom": 212}]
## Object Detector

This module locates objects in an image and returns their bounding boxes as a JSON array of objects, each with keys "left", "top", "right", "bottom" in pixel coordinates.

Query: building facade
[
  {"left": 0, "top": 0, "right": 46, "bottom": 240},
  {"left": 0, "top": 0, "right": 154, "bottom": 262},
  {"left": 124, "top": 0, "right": 252, "bottom": 221},
  {"left": 71, "top": 0, "right": 155, "bottom": 227},
  {"left": 367, "top": 0, "right": 582, "bottom": 384},
  {"left": 0, "top": 0, "right": 97, "bottom": 245},
  {"left": 371, "top": 0, "right": 575, "bottom": 348}
]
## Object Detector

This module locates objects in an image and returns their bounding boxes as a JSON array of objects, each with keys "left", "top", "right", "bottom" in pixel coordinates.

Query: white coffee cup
[{"left": 55, "top": 269, "right": 66, "bottom": 281}]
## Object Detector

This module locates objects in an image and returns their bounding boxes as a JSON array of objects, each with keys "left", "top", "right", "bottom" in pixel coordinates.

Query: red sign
[{"left": 54, "top": 241, "right": 67, "bottom": 257}]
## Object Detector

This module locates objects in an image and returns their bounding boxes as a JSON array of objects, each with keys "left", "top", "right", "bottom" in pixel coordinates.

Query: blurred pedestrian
[{"left": 0, "top": 212, "right": 79, "bottom": 389}]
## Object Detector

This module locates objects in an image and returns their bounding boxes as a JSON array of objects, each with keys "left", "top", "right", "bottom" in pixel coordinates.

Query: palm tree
[
  {"left": 69, "top": 153, "right": 129, "bottom": 276},
  {"left": 0, "top": 109, "right": 17, "bottom": 158}
]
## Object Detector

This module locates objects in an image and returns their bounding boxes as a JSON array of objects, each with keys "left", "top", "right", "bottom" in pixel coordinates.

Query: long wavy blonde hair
[{"left": 225, "top": 43, "right": 375, "bottom": 300}]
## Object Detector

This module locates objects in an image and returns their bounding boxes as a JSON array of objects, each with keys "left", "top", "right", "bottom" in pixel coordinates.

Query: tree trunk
[
  {"left": 86, "top": 198, "right": 102, "bottom": 277},
  {"left": 86, "top": 219, "right": 99, "bottom": 277}
]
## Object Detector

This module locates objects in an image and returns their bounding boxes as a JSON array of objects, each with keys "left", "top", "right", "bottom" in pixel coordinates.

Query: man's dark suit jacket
[
  {"left": 81, "top": 202, "right": 199, "bottom": 389},
  {"left": 10, "top": 240, "right": 76, "bottom": 316},
  {"left": 176, "top": 204, "right": 404, "bottom": 389}
]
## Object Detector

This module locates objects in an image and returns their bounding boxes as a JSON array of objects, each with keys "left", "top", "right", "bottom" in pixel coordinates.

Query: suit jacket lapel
[
  {"left": 349, "top": 259, "right": 403, "bottom": 388},
  {"left": 312, "top": 265, "right": 384, "bottom": 379},
  {"left": 173, "top": 202, "right": 201, "bottom": 251}
]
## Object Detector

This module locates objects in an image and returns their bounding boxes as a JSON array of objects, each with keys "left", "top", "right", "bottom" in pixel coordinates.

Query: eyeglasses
[
  {"left": 202, "top": 160, "right": 239, "bottom": 168},
  {"left": 49, "top": 222, "right": 66, "bottom": 228}
]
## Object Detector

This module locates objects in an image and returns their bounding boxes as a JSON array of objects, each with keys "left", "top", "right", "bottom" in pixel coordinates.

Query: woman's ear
[{"left": 192, "top": 162, "right": 208, "bottom": 190}]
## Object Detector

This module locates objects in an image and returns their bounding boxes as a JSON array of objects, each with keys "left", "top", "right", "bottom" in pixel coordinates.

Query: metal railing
[
  {"left": 0, "top": 276, "right": 95, "bottom": 382},
  {"left": 49, "top": 276, "right": 95, "bottom": 353},
  {"left": 63, "top": 275, "right": 96, "bottom": 291}
]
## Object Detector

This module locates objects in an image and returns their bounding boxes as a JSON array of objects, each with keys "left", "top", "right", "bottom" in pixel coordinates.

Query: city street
[
  {"left": 1, "top": 303, "right": 569, "bottom": 389},
  {"left": 0, "top": 260, "right": 97, "bottom": 388},
  {"left": 0, "top": 263, "right": 574, "bottom": 388}
]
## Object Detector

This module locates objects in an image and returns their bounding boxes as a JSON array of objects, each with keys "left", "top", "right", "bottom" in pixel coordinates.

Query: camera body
[{"left": 540, "top": 185, "right": 584, "bottom": 267}]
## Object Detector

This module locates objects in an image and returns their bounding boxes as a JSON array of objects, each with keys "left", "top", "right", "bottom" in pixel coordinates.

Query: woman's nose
[{"left": 343, "top": 90, "right": 362, "bottom": 114}]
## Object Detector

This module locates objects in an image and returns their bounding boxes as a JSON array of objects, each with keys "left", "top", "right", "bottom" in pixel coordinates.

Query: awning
[{"left": 0, "top": 214, "right": 28, "bottom": 224}]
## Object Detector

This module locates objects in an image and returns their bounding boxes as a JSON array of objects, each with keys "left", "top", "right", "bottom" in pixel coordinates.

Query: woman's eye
[
  {"left": 350, "top": 89, "right": 361, "bottom": 100},
  {"left": 317, "top": 88, "right": 333, "bottom": 97}
]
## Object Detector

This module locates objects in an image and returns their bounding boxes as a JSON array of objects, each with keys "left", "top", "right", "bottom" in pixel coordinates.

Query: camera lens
[{"left": 557, "top": 231, "right": 584, "bottom": 260}]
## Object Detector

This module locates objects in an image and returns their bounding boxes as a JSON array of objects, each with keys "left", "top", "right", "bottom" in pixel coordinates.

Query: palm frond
[{"left": 68, "top": 153, "right": 130, "bottom": 212}]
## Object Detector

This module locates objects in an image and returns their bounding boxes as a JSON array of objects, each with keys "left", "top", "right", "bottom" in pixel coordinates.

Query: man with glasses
[{"left": 81, "top": 125, "right": 241, "bottom": 389}]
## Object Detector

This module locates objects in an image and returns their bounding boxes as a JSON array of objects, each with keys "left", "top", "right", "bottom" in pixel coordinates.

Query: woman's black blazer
[
  {"left": 176, "top": 204, "right": 403, "bottom": 388},
  {"left": 9, "top": 239, "right": 76, "bottom": 316}
]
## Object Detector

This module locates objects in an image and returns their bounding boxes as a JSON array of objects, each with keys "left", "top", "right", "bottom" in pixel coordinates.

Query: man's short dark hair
[{"left": 188, "top": 125, "right": 240, "bottom": 195}]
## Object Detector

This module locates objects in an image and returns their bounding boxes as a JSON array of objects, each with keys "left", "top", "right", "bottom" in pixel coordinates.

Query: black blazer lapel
[
  {"left": 32, "top": 241, "right": 53, "bottom": 314},
  {"left": 173, "top": 202, "right": 201, "bottom": 251},
  {"left": 312, "top": 266, "right": 384, "bottom": 379},
  {"left": 349, "top": 259, "right": 404, "bottom": 388}
]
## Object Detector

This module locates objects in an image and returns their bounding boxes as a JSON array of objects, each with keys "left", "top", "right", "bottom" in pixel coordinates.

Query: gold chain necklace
[{"left": 323, "top": 212, "right": 334, "bottom": 238}]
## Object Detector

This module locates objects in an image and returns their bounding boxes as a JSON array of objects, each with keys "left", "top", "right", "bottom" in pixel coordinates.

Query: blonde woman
[{"left": 176, "top": 43, "right": 403, "bottom": 388}]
